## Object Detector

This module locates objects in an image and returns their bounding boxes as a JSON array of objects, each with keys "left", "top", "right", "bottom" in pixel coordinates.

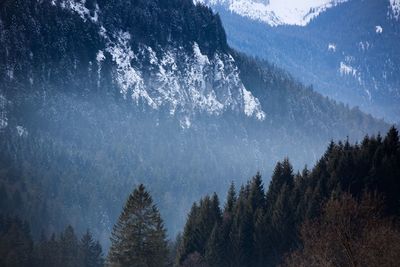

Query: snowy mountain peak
[{"left": 195, "top": 0, "right": 348, "bottom": 26}]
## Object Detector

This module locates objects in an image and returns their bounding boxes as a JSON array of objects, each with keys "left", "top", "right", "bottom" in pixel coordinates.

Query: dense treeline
[
  {"left": 1, "top": 127, "right": 399, "bottom": 266},
  {"left": 0, "top": 216, "right": 103, "bottom": 267},
  {"left": 176, "top": 126, "right": 400, "bottom": 266},
  {"left": 95, "top": 0, "right": 228, "bottom": 53}
]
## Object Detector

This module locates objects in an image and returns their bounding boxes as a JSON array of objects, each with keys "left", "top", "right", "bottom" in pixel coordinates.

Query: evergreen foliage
[
  {"left": 178, "top": 127, "right": 400, "bottom": 266},
  {"left": 0, "top": 0, "right": 388, "bottom": 245},
  {"left": 0, "top": 216, "right": 103, "bottom": 267},
  {"left": 108, "top": 184, "right": 168, "bottom": 267}
]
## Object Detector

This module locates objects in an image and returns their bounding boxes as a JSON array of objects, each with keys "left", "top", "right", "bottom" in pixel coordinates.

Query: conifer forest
[{"left": 1, "top": 0, "right": 399, "bottom": 266}]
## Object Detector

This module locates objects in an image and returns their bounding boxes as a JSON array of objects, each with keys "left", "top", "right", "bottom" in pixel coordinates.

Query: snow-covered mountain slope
[
  {"left": 195, "top": 0, "right": 348, "bottom": 26},
  {"left": 204, "top": 0, "right": 400, "bottom": 122},
  {"left": 11, "top": 0, "right": 264, "bottom": 128}
]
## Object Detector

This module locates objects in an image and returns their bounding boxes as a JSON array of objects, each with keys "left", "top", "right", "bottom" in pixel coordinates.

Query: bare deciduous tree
[{"left": 283, "top": 193, "right": 400, "bottom": 267}]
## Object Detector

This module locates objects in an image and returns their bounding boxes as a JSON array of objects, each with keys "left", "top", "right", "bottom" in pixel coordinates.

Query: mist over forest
[{"left": 0, "top": 0, "right": 399, "bottom": 266}]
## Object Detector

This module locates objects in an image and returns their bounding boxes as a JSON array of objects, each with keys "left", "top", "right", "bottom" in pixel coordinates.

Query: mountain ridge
[
  {"left": 195, "top": 0, "right": 349, "bottom": 26},
  {"left": 204, "top": 0, "right": 400, "bottom": 122},
  {"left": 0, "top": 0, "right": 389, "bottom": 246}
]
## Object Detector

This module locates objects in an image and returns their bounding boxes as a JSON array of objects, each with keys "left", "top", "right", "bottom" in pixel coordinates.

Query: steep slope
[
  {"left": 0, "top": 0, "right": 388, "bottom": 246},
  {"left": 195, "top": 0, "right": 348, "bottom": 26},
  {"left": 203, "top": 0, "right": 400, "bottom": 122}
]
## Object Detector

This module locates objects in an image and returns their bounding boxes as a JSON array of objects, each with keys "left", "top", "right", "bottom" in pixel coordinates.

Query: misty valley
[{"left": 1, "top": 0, "right": 399, "bottom": 266}]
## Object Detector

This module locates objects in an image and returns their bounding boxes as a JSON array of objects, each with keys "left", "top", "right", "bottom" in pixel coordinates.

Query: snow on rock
[
  {"left": 339, "top": 62, "right": 357, "bottom": 76},
  {"left": 390, "top": 0, "right": 400, "bottom": 20},
  {"left": 359, "top": 41, "right": 371, "bottom": 51},
  {"left": 96, "top": 50, "right": 105, "bottom": 87},
  {"left": 139, "top": 42, "right": 265, "bottom": 122},
  {"left": 180, "top": 116, "right": 192, "bottom": 129},
  {"left": 242, "top": 88, "right": 266, "bottom": 120},
  {"left": 7, "top": 68, "right": 14, "bottom": 80},
  {"left": 196, "top": 0, "right": 348, "bottom": 26},
  {"left": 16, "top": 125, "right": 28, "bottom": 137},
  {"left": 328, "top": 43, "right": 336, "bottom": 52},
  {"left": 96, "top": 50, "right": 105, "bottom": 63},
  {"left": 106, "top": 31, "right": 157, "bottom": 108},
  {"left": 58, "top": 0, "right": 99, "bottom": 23},
  {"left": 375, "top": 25, "right": 383, "bottom": 34},
  {"left": 55, "top": 0, "right": 266, "bottom": 125},
  {"left": 365, "top": 89, "right": 372, "bottom": 101}
]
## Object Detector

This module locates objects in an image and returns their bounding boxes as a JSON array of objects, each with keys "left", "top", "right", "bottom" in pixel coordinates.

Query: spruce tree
[
  {"left": 177, "top": 203, "right": 200, "bottom": 265},
  {"left": 248, "top": 172, "right": 265, "bottom": 213},
  {"left": 177, "top": 194, "right": 221, "bottom": 264},
  {"left": 108, "top": 184, "right": 168, "bottom": 267},
  {"left": 223, "top": 182, "right": 236, "bottom": 215},
  {"left": 266, "top": 159, "right": 294, "bottom": 216},
  {"left": 60, "top": 226, "right": 81, "bottom": 267},
  {"left": 80, "top": 230, "right": 103, "bottom": 267},
  {"left": 204, "top": 223, "right": 224, "bottom": 267}
]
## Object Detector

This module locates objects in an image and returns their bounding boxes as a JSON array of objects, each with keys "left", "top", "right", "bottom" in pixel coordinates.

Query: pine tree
[
  {"left": 223, "top": 182, "right": 236, "bottom": 215},
  {"left": 177, "top": 194, "right": 221, "bottom": 264},
  {"left": 60, "top": 226, "right": 81, "bottom": 267},
  {"left": 266, "top": 158, "right": 294, "bottom": 216},
  {"left": 177, "top": 203, "right": 200, "bottom": 265},
  {"left": 229, "top": 194, "right": 254, "bottom": 267},
  {"left": 80, "top": 230, "right": 103, "bottom": 267},
  {"left": 204, "top": 223, "right": 224, "bottom": 267},
  {"left": 384, "top": 126, "right": 399, "bottom": 155},
  {"left": 108, "top": 184, "right": 168, "bottom": 267},
  {"left": 248, "top": 172, "right": 265, "bottom": 213}
]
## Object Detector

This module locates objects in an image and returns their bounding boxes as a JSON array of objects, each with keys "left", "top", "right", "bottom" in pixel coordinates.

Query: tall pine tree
[
  {"left": 80, "top": 230, "right": 103, "bottom": 267},
  {"left": 108, "top": 184, "right": 168, "bottom": 267}
]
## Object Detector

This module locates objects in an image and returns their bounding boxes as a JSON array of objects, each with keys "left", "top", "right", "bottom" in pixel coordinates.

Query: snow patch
[
  {"left": 358, "top": 41, "right": 371, "bottom": 51},
  {"left": 242, "top": 88, "right": 266, "bottom": 120},
  {"left": 106, "top": 31, "right": 157, "bottom": 109},
  {"left": 96, "top": 50, "right": 105, "bottom": 63},
  {"left": 328, "top": 43, "right": 336, "bottom": 52},
  {"left": 96, "top": 50, "right": 105, "bottom": 87},
  {"left": 339, "top": 62, "right": 357, "bottom": 76},
  {"left": 390, "top": 0, "right": 400, "bottom": 20},
  {"left": 58, "top": 0, "right": 99, "bottom": 23},
  {"left": 7, "top": 68, "right": 13, "bottom": 80},
  {"left": 180, "top": 116, "right": 192, "bottom": 129},
  {"left": 197, "top": 0, "right": 348, "bottom": 26},
  {"left": 365, "top": 89, "right": 372, "bottom": 101},
  {"left": 16, "top": 125, "right": 28, "bottom": 137},
  {"left": 375, "top": 25, "right": 383, "bottom": 34}
]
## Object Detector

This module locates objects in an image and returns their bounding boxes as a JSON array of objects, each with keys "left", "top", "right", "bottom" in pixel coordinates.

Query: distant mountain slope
[
  {"left": 202, "top": 0, "right": 400, "bottom": 122},
  {"left": 195, "top": 0, "right": 348, "bottom": 26},
  {"left": 0, "top": 0, "right": 388, "bottom": 246}
]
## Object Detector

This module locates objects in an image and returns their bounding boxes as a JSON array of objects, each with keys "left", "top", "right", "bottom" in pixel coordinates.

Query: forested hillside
[
  {"left": 204, "top": 0, "right": 400, "bottom": 122},
  {"left": 176, "top": 127, "right": 400, "bottom": 266},
  {"left": 1, "top": 127, "right": 399, "bottom": 266},
  {"left": 0, "top": 0, "right": 389, "bottom": 249}
]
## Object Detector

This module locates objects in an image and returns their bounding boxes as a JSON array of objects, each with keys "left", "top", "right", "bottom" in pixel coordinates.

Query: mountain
[
  {"left": 201, "top": 0, "right": 400, "bottom": 122},
  {"left": 195, "top": 0, "right": 348, "bottom": 26},
  {"left": 0, "top": 0, "right": 388, "bottom": 246}
]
